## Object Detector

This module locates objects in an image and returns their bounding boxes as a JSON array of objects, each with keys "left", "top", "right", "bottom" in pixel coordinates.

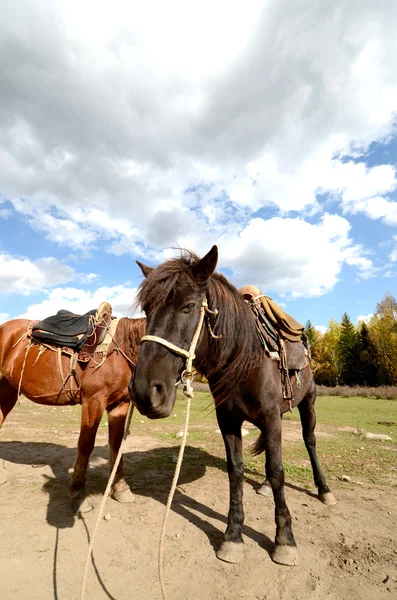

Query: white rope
[
  {"left": 141, "top": 296, "right": 217, "bottom": 399},
  {"left": 79, "top": 295, "right": 218, "bottom": 599},
  {"left": 140, "top": 335, "right": 190, "bottom": 359},
  {"left": 80, "top": 401, "right": 134, "bottom": 600},
  {"left": 17, "top": 341, "right": 32, "bottom": 399},
  {"left": 140, "top": 295, "right": 220, "bottom": 599},
  {"left": 158, "top": 394, "right": 191, "bottom": 600},
  {"left": 153, "top": 300, "right": 215, "bottom": 598}
]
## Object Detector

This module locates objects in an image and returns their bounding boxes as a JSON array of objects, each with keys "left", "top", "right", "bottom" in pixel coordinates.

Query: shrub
[{"left": 316, "top": 385, "right": 397, "bottom": 400}]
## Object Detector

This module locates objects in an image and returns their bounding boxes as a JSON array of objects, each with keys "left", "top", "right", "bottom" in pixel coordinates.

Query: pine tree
[
  {"left": 305, "top": 320, "right": 318, "bottom": 357},
  {"left": 339, "top": 313, "right": 360, "bottom": 385},
  {"left": 358, "top": 321, "right": 379, "bottom": 386}
]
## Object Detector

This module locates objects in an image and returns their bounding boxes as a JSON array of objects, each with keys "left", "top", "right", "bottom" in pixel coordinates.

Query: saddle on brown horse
[
  {"left": 31, "top": 302, "right": 113, "bottom": 358},
  {"left": 21, "top": 302, "right": 115, "bottom": 393},
  {"left": 239, "top": 286, "right": 309, "bottom": 400}
]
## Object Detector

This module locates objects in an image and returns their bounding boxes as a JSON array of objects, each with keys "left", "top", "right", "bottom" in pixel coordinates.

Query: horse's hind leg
[
  {"left": 107, "top": 400, "right": 134, "bottom": 503},
  {"left": 69, "top": 394, "right": 104, "bottom": 513},
  {"left": 0, "top": 379, "right": 18, "bottom": 484},
  {"left": 298, "top": 384, "right": 337, "bottom": 506}
]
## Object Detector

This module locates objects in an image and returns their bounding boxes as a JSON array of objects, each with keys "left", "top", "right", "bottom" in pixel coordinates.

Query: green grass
[
  {"left": 287, "top": 395, "right": 397, "bottom": 434},
  {"left": 14, "top": 392, "right": 397, "bottom": 489},
  {"left": 148, "top": 392, "right": 397, "bottom": 488}
]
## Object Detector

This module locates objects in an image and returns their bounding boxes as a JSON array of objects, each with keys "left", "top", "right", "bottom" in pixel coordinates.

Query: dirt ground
[{"left": 0, "top": 402, "right": 396, "bottom": 600}]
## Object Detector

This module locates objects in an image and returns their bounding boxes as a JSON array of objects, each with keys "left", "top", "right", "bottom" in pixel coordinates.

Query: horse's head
[{"left": 130, "top": 246, "right": 218, "bottom": 418}]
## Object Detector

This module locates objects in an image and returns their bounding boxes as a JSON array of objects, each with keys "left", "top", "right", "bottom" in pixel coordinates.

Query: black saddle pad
[{"left": 32, "top": 309, "right": 96, "bottom": 350}]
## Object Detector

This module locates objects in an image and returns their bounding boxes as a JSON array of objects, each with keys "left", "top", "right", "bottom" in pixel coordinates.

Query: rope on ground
[
  {"left": 80, "top": 400, "right": 135, "bottom": 600},
  {"left": 158, "top": 392, "right": 192, "bottom": 600}
]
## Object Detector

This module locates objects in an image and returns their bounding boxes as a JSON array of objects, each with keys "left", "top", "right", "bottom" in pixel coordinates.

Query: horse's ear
[
  {"left": 192, "top": 245, "right": 218, "bottom": 284},
  {"left": 136, "top": 261, "right": 154, "bottom": 278}
]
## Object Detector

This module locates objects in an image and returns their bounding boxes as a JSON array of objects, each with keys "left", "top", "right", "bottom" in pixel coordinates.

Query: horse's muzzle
[{"left": 129, "top": 378, "right": 175, "bottom": 419}]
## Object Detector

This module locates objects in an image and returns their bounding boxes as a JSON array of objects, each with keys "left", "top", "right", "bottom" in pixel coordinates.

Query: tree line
[{"left": 305, "top": 293, "right": 397, "bottom": 387}]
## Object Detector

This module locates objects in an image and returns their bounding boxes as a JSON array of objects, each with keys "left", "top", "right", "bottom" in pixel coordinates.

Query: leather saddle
[
  {"left": 31, "top": 302, "right": 113, "bottom": 356},
  {"left": 239, "top": 286, "right": 308, "bottom": 370},
  {"left": 282, "top": 338, "right": 307, "bottom": 371},
  {"left": 239, "top": 287, "right": 309, "bottom": 399}
]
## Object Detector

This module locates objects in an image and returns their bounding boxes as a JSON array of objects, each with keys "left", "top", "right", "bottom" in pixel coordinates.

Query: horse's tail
[{"left": 251, "top": 431, "right": 266, "bottom": 456}]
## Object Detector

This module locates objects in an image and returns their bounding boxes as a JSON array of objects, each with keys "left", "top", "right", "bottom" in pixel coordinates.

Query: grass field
[
  {"left": 13, "top": 391, "right": 397, "bottom": 489},
  {"left": 125, "top": 391, "right": 397, "bottom": 488}
]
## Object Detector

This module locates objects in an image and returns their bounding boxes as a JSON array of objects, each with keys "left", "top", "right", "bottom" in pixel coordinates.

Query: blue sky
[{"left": 1, "top": 0, "right": 397, "bottom": 332}]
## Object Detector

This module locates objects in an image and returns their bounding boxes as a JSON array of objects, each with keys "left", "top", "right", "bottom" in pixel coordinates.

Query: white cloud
[
  {"left": 216, "top": 214, "right": 374, "bottom": 297},
  {"left": 16, "top": 284, "right": 141, "bottom": 320},
  {"left": 315, "top": 325, "right": 327, "bottom": 335},
  {"left": 0, "top": 312, "right": 9, "bottom": 323},
  {"left": 1, "top": 0, "right": 397, "bottom": 296},
  {"left": 388, "top": 236, "right": 397, "bottom": 262},
  {"left": 81, "top": 273, "right": 99, "bottom": 283},
  {"left": 0, "top": 253, "right": 75, "bottom": 293},
  {"left": 0, "top": 208, "right": 11, "bottom": 218},
  {"left": 357, "top": 314, "right": 373, "bottom": 324}
]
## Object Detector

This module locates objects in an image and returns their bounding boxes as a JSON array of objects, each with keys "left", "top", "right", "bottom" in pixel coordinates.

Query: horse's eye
[{"left": 181, "top": 303, "right": 195, "bottom": 313}]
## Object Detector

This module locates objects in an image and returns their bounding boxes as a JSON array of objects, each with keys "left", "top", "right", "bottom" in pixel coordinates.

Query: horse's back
[{"left": 1, "top": 318, "right": 31, "bottom": 331}]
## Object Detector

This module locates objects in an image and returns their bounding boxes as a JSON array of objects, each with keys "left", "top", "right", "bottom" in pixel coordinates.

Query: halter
[{"left": 140, "top": 296, "right": 219, "bottom": 398}]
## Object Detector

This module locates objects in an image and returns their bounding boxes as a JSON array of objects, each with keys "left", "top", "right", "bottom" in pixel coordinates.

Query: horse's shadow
[
  {"left": 1, "top": 440, "right": 319, "bottom": 599},
  {"left": 0, "top": 440, "right": 275, "bottom": 555}
]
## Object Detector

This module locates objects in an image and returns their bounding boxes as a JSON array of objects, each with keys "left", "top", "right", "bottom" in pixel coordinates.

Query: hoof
[
  {"left": 111, "top": 486, "right": 135, "bottom": 503},
  {"left": 72, "top": 496, "right": 93, "bottom": 514},
  {"left": 319, "top": 492, "right": 337, "bottom": 506},
  {"left": 216, "top": 541, "right": 244, "bottom": 564},
  {"left": 257, "top": 483, "right": 273, "bottom": 497},
  {"left": 272, "top": 545, "right": 299, "bottom": 566}
]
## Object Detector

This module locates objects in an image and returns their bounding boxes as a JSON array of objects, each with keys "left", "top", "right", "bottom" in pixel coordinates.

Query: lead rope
[
  {"left": 80, "top": 400, "right": 134, "bottom": 600},
  {"left": 154, "top": 298, "right": 218, "bottom": 600},
  {"left": 80, "top": 341, "right": 138, "bottom": 596},
  {"left": 156, "top": 301, "right": 206, "bottom": 600},
  {"left": 80, "top": 297, "right": 217, "bottom": 599},
  {"left": 158, "top": 384, "right": 192, "bottom": 600}
]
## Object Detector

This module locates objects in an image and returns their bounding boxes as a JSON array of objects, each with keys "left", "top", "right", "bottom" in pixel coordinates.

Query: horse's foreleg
[
  {"left": 298, "top": 388, "right": 337, "bottom": 506},
  {"left": 257, "top": 414, "right": 284, "bottom": 497},
  {"left": 69, "top": 396, "right": 104, "bottom": 513},
  {"left": 0, "top": 378, "right": 18, "bottom": 430},
  {"left": 107, "top": 400, "right": 134, "bottom": 503},
  {"left": 0, "top": 379, "right": 18, "bottom": 485},
  {"left": 263, "top": 411, "right": 299, "bottom": 566},
  {"left": 215, "top": 404, "right": 245, "bottom": 564}
]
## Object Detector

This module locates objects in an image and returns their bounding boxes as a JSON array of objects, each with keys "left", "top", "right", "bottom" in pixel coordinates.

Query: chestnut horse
[
  {"left": 131, "top": 246, "right": 336, "bottom": 567},
  {"left": 0, "top": 316, "right": 145, "bottom": 512}
]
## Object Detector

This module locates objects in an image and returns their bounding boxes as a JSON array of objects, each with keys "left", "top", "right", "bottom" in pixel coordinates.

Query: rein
[{"left": 140, "top": 295, "right": 219, "bottom": 600}]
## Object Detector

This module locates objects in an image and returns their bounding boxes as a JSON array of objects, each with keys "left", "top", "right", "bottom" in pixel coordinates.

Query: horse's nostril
[{"left": 150, "top": 381, "right": 165, "bottom": 402}]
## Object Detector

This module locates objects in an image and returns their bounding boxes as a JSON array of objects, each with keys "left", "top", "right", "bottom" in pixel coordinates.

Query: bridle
[{"left": 140, "top": 296, "right": 220, "bottom": 398}]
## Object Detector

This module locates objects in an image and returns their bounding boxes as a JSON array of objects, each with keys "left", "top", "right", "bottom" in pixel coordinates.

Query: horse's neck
[
  {"left": 199, "top": 281, "right": 262, "bottom": 395},
  {"left": 118, "top": 318, "right": 146, "bottom": 362}
]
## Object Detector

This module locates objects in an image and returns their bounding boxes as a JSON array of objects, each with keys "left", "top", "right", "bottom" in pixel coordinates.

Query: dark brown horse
[
  {"left": 130, "top": 246, "right": 336, "bottom": 567},
  {"left": 0, "top": 316, "right": 145, "bottom": 512}
]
